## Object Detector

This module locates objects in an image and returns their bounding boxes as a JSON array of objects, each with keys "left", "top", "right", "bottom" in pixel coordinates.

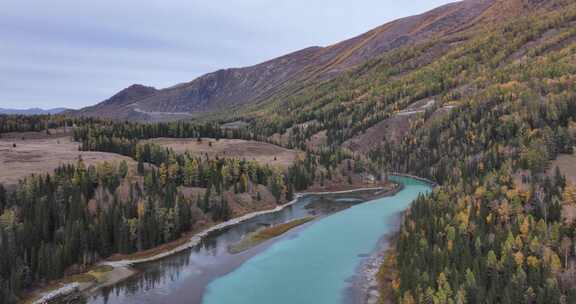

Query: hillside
[
  {"left": 224, "top": 1, "right": 576, "bottom": 300},
  {"left": 72, "top": 0, "right": 499, "bottom": 122},
  {"left": 242, "top": 0, "right": 574, "bottom": 150}
]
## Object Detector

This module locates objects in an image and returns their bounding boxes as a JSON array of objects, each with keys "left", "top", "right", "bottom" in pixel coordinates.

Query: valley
[
  {"left": 2, "top": 0, "right": 576, "bottom": 303},
  {"left": 0, "top": 118, "right": 395, "bottom": 304}
]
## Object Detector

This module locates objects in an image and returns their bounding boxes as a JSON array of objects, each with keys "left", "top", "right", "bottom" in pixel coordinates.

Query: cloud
[{"left": 0, "top": 18, "right": 180, "bottom": 51}]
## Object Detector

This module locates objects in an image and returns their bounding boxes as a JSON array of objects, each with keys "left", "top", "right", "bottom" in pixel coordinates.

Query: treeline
[
  {"left": 73, "top": 120, "right": 260, "bottom": 145},
  {"left": 133, "top": 142, "right": 303, "bottom": 205},
  {"left": 0, "top": 115, "right": 77, "bottom": 135},
  {"left": 0, "top": 160, "right": 195, "bottom": 303},
  {"left": 74, "top": 122, "right": 320, "bottom": 195},
  {"left": 72, "top": 118, "right": 326, "bottom": 151}
]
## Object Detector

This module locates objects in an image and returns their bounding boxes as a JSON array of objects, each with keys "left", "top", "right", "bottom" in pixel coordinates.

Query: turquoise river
[
  {"left": 203, "top": 176, "right": 430, "bottom": 304},
  {"left": 86, "top": 176, "right": 431, "bottom": 304}
]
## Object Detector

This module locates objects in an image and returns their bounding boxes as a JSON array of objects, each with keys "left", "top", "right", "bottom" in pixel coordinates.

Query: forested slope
[
  {"left": 232, "top": 0, "right": 576, "bottom": 302},
  {"left": 239, "top": 0, "right": 574, "bottom": 150}
]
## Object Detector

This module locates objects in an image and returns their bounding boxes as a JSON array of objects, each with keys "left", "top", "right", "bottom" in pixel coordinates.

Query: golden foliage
[
  {"left": 137, "top": 201, "right": 145, "bottom": 218},
  {"left": 527, "top": 256, "right": 540, "bottom": 268},
  {"left": 513, "top": 251, "right": 524, "bottom": 266},
  {"left": 563, "top": 182, "right": 576, "bottom": 205},
  {"left": 474, "top": 186, "right": 486, "bottom": 199},
  {"left": 520, "top": 217, "right": 530, "bottom": 238},
  {"left": 0, "top": 210, "right": 16, "bottom": 227}
]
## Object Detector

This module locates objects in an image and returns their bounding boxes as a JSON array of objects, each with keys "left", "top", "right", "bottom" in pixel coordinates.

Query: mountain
[
  {"left": 72, "top": 84, "right": 158, "bottom": 121},
  {"left": 243, "top": 0, "right": 572, "bottom": 149},
  {"left": 73, "top": 0, "right": 503, "bottom": 122},
  {"left": 0, "top": 107, "right": 69, "bottom": 115}
]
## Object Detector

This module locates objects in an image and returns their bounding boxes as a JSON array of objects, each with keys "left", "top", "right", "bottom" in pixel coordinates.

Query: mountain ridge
[{"left": 71, "top": 0, "right": 501, "bottom": 122}]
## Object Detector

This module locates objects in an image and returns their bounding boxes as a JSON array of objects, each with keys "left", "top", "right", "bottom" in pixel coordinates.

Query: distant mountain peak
[{"left": 102, "top": 84, "right": 157, "bottom": 106}]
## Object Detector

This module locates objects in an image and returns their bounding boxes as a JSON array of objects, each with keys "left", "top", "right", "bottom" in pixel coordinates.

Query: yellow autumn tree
[
  {"left": 401, "top": 291, "right": 416, "bottom": 304},
  {"left": 137, "top": 201, "right": 146, "bottom": 218},
  {"left": 543, "top": 248, "right": 562, "bottom": 274},
  {"left": 487, "top": 250, "right": 499, "bottom": 270},
  {"left": 513, "top": 251, "right": 525, "bottom": 266},
  {"left": 563, "top": 182, "right": 576, "bottom": 205},
  {"left": 475, "top": 186, "right": 486, "bottom": 199},
  {"left": 159, "top": 163, "right": 168, "bottom": 186},
  {"left": 239, "top": 173, "right": 249, "bottom": 193},
  {"left": 527, "top": 256, "right": 540, "bottom": 268},
  {"left": 520, "top": 216, "right": 530, "bottom": 238},
  {"left": 498, "top": 200, "right": 511, "bottom": 226}
]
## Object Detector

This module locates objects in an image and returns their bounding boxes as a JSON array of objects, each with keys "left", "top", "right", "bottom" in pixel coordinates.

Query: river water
[{"left": 85, "top": 176, "right": 431, "bottom": 304}]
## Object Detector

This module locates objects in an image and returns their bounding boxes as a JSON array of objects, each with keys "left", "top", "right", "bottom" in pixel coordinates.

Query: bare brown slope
[{"left": 74, "top": 0, "right": 498, "bottom": 122}]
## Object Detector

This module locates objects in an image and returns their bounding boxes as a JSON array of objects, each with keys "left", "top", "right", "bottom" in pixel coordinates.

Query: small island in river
[{"left": 228, "top": 217, "right": 316, "bottom": 254}]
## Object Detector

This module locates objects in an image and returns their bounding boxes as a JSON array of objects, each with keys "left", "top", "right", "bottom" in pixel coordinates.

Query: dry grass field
[
  {"left": 145, "top": 138, "right": 299, "bottom": 168},
  {"left": 514, "top": 153, "right": 576, "bottom": 192},
  {"left": 548, "top": 153, "right": 576, "bottom": 225},
  {"left": 548, "top": 153, "right": 576, "bottom": 184},
  {"left": 0, "top": 134, "right": 134, "bottom": 187}
]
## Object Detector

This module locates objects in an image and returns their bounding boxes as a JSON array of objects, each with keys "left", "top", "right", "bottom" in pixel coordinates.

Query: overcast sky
[{"left": 1, "top": 0, "right": 454, "bottom": 109}]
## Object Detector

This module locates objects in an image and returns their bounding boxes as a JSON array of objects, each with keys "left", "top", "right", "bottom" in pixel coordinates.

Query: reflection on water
[{"left": 84, "top": 192, "right": 373, "bottom": 304}]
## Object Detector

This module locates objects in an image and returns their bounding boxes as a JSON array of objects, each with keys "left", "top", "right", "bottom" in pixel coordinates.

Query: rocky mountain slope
[{"left": 73, "top": 0, "right": 503, "bottom": 122}]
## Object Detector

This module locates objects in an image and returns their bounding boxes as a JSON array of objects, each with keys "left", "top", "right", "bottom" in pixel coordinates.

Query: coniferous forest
[
  {"left": 0, "top": 116, "right": 347, "bottom": 302},
  {"left": 2, "top": 0, "right": 576, "bottom": 303}
]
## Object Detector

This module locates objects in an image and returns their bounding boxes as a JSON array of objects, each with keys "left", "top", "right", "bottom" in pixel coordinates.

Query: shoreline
[
  {"left": 389, "top": 172, "right": 438, "bottom": 187},
  {"left": 102, "top": 186, "right": 394, "bottom": 268},
  {"left": 353, "top": 219, "right": 402, "bottom": 304},
  {"left": 29, "top": 185, "right": 396, "bottom": 304},
  {"left": 355, "top": 174, "right": 436, "bottom": 304}
]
